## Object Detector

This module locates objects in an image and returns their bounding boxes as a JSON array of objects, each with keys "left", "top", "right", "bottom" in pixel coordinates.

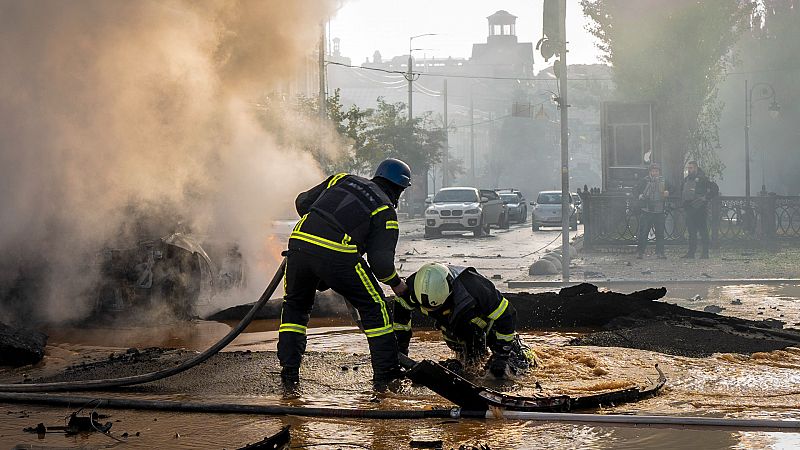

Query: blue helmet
[{"left": 374, "top": 158, "right": 411, "bottom": 188}]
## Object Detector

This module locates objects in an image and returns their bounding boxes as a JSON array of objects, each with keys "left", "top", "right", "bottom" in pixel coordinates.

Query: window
[{"left": 433, "top": 189, "right": 479, "bottom": 203}]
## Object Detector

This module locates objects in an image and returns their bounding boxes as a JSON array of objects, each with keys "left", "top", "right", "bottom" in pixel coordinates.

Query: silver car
[{"left": 531, "top": 191, "right": 577, "bottom": 231}]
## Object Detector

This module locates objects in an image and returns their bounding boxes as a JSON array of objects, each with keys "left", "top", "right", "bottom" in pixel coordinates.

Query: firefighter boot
[
  {"left": 280, "top": 366, "right": 300, "bottom": 397},
  {"left": 373, "top": 366, "right": 405, "bottom": 393}
]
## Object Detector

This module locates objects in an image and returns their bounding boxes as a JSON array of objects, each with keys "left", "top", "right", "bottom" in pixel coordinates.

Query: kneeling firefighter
[
  {"left": 279, "top": 159, "right": 411, "bottom": 391},
  {"left": 393, "top": 263, "right": 535, "bottom": 378}
]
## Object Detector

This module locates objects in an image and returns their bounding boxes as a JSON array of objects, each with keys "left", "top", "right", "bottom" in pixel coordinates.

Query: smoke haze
[{"left": 0, "top": 0, "right": 337, "bottom": 324}]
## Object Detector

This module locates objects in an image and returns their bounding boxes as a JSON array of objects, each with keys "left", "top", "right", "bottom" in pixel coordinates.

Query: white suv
[{"left": 425, "top": 187, "right": 505, "bottom": 237}]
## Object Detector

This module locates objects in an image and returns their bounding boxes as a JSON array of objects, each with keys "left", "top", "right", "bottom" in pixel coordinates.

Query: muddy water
[{"left": 4, "top": 286, "right": 800, "bottom": 448}]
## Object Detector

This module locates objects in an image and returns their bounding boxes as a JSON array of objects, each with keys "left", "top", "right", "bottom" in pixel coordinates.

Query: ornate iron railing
[{"left": 582, "top": 192, "right": 800, "bottom": 247}]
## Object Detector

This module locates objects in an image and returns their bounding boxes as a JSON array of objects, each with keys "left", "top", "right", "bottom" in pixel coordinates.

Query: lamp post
[
  {"left": 407, "top": 33, "right": 438, "bottom": 121},
  {"left": 744, "top": 80, "right": 780, "bottom": 201}
]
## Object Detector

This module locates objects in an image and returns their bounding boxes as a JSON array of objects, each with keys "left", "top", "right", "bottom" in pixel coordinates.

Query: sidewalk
[{"left": 511, "top": 244, "right": 800, "bottom": 286}]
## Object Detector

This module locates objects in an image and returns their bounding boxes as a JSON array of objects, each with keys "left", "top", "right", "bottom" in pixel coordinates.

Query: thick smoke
[{"left": 0, "top": 0, "right": 337, "bottom": 324}]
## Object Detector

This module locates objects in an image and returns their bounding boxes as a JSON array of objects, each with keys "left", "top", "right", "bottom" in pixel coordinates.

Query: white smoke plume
[{"left": 0, "top": 0, "right": 338, "bottom": 324}]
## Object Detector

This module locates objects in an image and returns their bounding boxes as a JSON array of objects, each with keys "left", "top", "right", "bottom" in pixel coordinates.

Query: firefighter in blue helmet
[
  {"left": 393, "top": 262, "right": 535, "bottom": 379},
  {"left": 278, "top": 159, "right": 411, "bottom": 391}
]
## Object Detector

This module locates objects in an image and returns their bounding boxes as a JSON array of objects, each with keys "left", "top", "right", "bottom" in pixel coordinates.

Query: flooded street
[{"left": 3, "top": 222, "right": 800, "bottom": 449}]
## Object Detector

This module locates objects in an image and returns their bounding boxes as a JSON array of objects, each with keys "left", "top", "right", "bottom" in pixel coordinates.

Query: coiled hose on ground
[{"left": 0, "top": 259, "right": 286, "bottom": 393}]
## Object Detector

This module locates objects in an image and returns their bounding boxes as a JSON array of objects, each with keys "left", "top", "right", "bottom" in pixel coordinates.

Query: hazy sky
[{"left": 328, "top": 0, "right": 603, "bottom": 72}]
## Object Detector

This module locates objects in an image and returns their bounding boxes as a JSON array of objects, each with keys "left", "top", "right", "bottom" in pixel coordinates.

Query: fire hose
[{"left": 0, "top": 259, "right": 287, "bottom": 393}]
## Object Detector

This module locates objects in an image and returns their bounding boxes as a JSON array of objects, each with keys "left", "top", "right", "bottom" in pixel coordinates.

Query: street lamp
[
  {"left": 407, "top": 33, "right": 438, "bottom": 121},
  {"left": 744, "top": 80, "right": 780, "bottom": 201}
]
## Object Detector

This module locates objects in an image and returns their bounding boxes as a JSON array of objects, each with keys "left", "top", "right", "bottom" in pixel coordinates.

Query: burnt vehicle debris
[{"left": 92, "top": 233, "right": 245, "bottom": 320}]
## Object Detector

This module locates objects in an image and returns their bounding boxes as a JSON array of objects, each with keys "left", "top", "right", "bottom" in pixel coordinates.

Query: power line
[
  {"left": 328, "top": 59, "right": 800, "bottom": 82},
  {"left": 326, "top": 60, "right": 613, "bottom": 82}
]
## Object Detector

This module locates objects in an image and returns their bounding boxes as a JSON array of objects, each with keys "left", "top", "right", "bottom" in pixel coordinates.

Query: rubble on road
[{"left": 0, "top": 322, "right": 47, "bottom": 367}]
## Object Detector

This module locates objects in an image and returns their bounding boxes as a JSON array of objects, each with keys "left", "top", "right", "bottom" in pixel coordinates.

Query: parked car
[
  {"left": 424, "top": 187, "right": 507, "bottom": 237},
  {"left": 497, "top": 189, "right": 527, "bottom": 223},
  {"left": 530, "top": 191, "right": 577, "bottom": 231}
]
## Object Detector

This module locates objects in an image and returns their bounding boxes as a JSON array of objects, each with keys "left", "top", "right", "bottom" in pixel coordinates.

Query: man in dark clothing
[
  {"left": 681, "top": 161, "right": 710, "bottom": 259},
  {"left": 279, "top": 159, "right": 411, "bottom": 391},
  {"left": 636, "top": 163, "right": 670, "bottom": 259},
  {"left": 393, "top": 263, "right": 535, "bottom": 379}
]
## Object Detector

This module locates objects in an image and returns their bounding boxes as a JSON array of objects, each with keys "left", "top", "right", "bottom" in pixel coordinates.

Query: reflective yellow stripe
[
  {"left": 279, "top": 323, "right": 307, "bottom": 334},
  {"left": 342, "top": 234, "right": 351, "bottom": 246},
  {"left": 385, "top": 220, "right": 399, "bottom": 230},
  {"left": 470, "top": 317, "right": 488, "bottom": 329},
  {"left": 364, "top": 324, "right": 393, "bottom": 338},
  {"left": 487, "top": 297, "right": 509, "bottom": 321},
  {"left": 293, "top": 214, "right": 308, "bottom": 232},
  {"left": 395, "top": 296, "right": 414, "bottom": 310},
  {"left": 327, "top": 173, "right": 348, "bottom": 188},
  {"left": 378, "top": 270, "right": 397, "bottom": 283},
  {"left": 392, "top": 322, "right": 412, "bottom": 331},
  {"left": 495, "top": 331, "right": 515, "bottom": 342},
  {"left": 290, "top": 231, "right": 359, "bottom": 253},
  {"left": 370, "top": 205, "right": 389, "bottom": 216},
  {"left": 355, "top": 262, "right": 390, "bottom": 328}
]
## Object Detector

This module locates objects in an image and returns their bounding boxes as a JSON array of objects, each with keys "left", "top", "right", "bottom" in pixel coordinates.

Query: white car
[
  {"left": 425, "top": 187, "right": 506, "bottom": 237},
  {"left": 531, "top": 190, "right": 577, "bottom": 231}
]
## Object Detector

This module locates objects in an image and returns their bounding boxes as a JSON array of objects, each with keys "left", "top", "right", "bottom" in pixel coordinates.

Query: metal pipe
[
  {"left": 488, "top": 410, "right": 800, "bottom": 432},
  {"left": 2, "top": 393, "right": 799, "bottom": 432}
]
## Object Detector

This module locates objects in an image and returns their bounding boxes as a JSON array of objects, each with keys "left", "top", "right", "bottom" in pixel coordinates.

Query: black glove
[
  {"left": 487, "top": 352, "right": 510, "bottom": 379},
  {"left": 464, "top": 330, "right": 487, "bottom": 362}
]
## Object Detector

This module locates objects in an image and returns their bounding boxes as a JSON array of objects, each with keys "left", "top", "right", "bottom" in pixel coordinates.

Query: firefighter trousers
[{"left": 277, "top": 248, "right": 399, "bottom": 381}]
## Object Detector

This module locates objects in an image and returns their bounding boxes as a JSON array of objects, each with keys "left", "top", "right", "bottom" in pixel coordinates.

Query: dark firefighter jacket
[
  {"left": 289, "top": 173, "right": 401, "bottom": 287},
  {"left": 393, "top": 265, "right": 516, "bottom": 355}
]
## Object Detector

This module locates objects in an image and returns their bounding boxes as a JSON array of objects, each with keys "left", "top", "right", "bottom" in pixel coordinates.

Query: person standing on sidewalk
[
  {"left": 681, "top": 161, "right": 710, "bottom": 259},
  {"left": 636, "top": 163, "right": 670, "bottom": 259}
]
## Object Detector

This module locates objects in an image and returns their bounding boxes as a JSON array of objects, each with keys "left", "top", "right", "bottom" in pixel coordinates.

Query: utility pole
[
  {"left": 318, "top": 23, "right": 326, "bottom": 119},
  {"left": 442, "top": 79, "right": 449, "bottom": 187},
  {"left": 470, "top": 93, "right": 475, "bottom": 186},
  {"left": 407, "top": 53, "right": 413, "bottom": 121},
  {"left": 744, "top": 79, "right": 750, "bottom": 202},
  {"left": 557, "top": 1, "right": 570, "bottom": 282}
]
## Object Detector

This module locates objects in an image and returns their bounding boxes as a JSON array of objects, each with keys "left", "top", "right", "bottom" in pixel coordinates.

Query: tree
[
  {"left": 291, "top": 89, "right": 372, "bottom": 175},
  {"left": 582, "top": 0, "right": 752, "bottom": 183},
  {"left": 364, "top": 98, "right": 444, "bottom": 178}
]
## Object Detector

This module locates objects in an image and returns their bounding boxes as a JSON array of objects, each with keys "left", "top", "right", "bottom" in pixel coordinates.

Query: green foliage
[
  {"left": 582, "top": 0, "right": 751, "bottom": 182},
  {"left": 363, "top": 98, "right": 445, "bottom": 177}
]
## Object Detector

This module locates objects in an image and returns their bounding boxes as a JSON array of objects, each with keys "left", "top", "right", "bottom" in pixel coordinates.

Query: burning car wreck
[{"left": 92, "top": 233, "right": 245, "bottom": 320}]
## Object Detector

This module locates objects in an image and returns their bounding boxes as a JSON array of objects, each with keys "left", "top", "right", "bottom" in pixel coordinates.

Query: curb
[{"left": 507, "top": 278, "right": 800, "bottom": 288}]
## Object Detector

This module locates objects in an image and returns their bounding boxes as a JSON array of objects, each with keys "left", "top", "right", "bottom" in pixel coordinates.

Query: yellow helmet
[{"left": 414, "top": 263, "right": 453, "bottom": 310}]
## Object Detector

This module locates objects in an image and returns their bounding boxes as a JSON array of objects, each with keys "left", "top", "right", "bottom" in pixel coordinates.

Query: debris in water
[
  {"left": 731, "top": 299, "right": 743, "bottom": 305},
  {"left": 410, "top": 439, "right": 444, "bottom": 449},
  {"left": 703, "top": 305, "right": 724, "bottom": 314},
  {"left": 24, "top": 411, "right": 112, "bottom": 435},
  {"left": 238, "top": 425, "right": 290, "bottom": 450}
]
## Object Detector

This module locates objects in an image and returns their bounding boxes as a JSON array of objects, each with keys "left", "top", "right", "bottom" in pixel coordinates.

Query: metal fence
[{"left": 582, "top": 192, "right": 800, "bottom": 248}]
